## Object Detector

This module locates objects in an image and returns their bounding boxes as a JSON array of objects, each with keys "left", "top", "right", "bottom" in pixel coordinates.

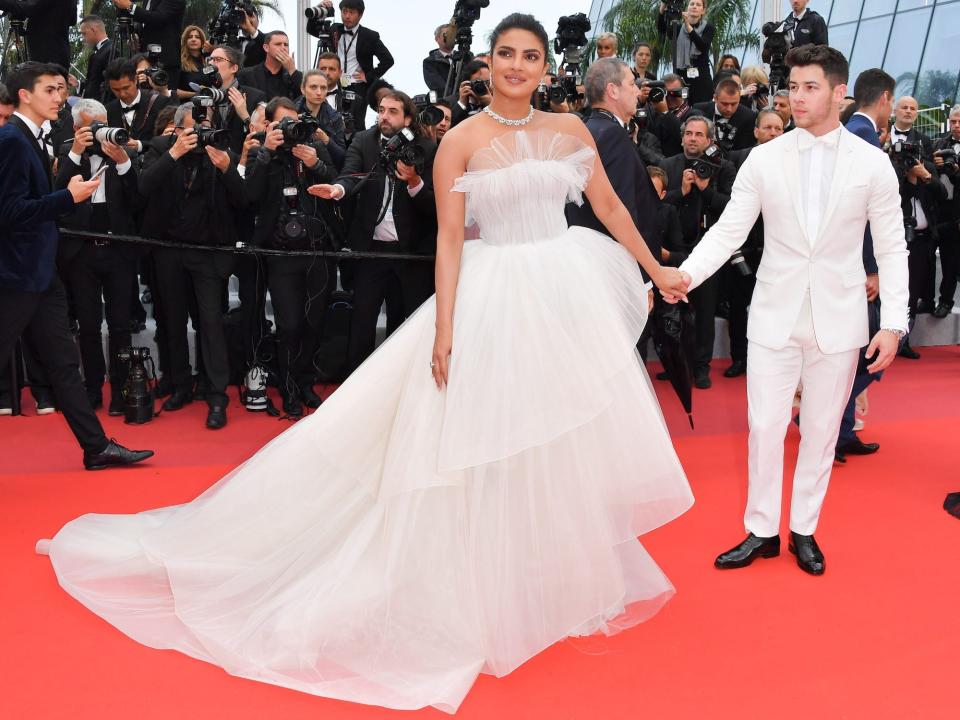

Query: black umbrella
[{"left": 650, "top": 300, "right": 696, "bottom": 429}]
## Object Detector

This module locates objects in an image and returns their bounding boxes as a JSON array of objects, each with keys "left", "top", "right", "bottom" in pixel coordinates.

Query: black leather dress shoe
[
  {"left": 694, "top": 368, "right": 712, "bottom": 389},
  {"left": 299, "top": 384, "right": 323, "bottom": 409},
  {"left": 715, "top": 533, "right": 780, "bottom": 569},
  {"left": 915, "top": 299, "right": 935, "bottom": 314},
  {"left": 162, "top": 388, "right": 192, "bottom": 412},
  {"left": 723, "top": 360, "right": 747, "bottom": 378},
  {"left": 788, "top": 532, "right": 825, "bottom": 575},
  {"left": 83, "top": 439, "right": 154, "bottom": 471},
  {"left": 897, "top": 341, "right": 920, "bottom": 360},
  {"left": 206, "top": 401, "right": 227, "bottom": 430},
  {"left": 838, "top": 438, "right": 879, "bottom": 455},
  {"left": 834, "top": 449, "right": 846, "bottom": 464},
  {"left": 932, "top": 302, "right": 953, "bottom": 319},
  {"left": 655, "top": 370, "right": 669, "bottom": 381}
]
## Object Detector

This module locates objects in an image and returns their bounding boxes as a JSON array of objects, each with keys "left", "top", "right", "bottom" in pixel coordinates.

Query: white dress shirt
[
  {"left": 13, "top": 111, "right": 46, "bottom": 155},
  {"left": 796, "top": 123, "right": 842, "bottom": 248},
  {"left": 67, "top": 150, "right": 132, "bottom": 204},
  {"left": 339, "top": 24, "right": 361, "bottom": 82}
]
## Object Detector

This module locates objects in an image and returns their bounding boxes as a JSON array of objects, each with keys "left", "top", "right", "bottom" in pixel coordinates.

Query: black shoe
[
  {"left": 694, "top": 368, "right": 712, "bottom": 389},
  {"left": 206, "top": 401, "right": 228, "bottom": 430},
  {"left": 282, "top": 393, "right": 303, "bottom": 418},
  {"left": 299, "top": 384, "right": 323, "bottom": 409},
  {"left": 192, "top": 375, "right": 210, "bottom": 402},
  {"left": 788, "top": 532, "right": 825, "bottom": 575},
  {"left": 154, "top": 376, "right": 174, "bottom": 399},
  {"left": 34, "top": 389, "right": 56, "bottom": 415},
  {"left": 837, "top": 437, "right": 879, "bottom": 455},
  {"left": 655, "top": 370, "right": 670, "bottom": 381},
  {"left": 915, "top": 299, "right": 935, "bottom": 315},
  {"left": 161, "top": 388, "right": 192, "bottom": 412},
  {"left": 83, "top": 438, "right": 154, "bottom": 471},
  {"left": 86, "top": 387, "right": 103, "bottom": 411},
  {"left": 715, "top": 533, "right": 780, "bottom": 569},
  {"left": 108, "top": 391, "right": 126, "bottom": 416},
  {"left": 723, "top": 360, "right": 747, "bottom": 378},
  {"left": 834, "top": 449, "right": 847, "bottom": 464},
  {"left": 932, "top": 302, "right": 953, "bottom": 319},
  {"left": 897, "top": 341, "right": 920, "bottom": 360}
]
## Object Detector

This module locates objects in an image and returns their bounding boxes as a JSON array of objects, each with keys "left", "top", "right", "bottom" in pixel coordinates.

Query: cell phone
[{"left": 90, "top": 164, "right": 109, "bottom": 181}]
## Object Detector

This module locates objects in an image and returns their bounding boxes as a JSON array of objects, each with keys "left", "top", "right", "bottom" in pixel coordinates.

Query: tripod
[
  {"left": 108, "top": 9, "right": 137, "bottom": 63},
  {"left": 0, "top": 14, "right": 29, "bottom": 82},
  {"left": 443, "top": 25, "right": 475, "bottom": 101}
]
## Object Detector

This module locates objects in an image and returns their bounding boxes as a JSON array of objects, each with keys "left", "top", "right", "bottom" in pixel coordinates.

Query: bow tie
[
  {"left": 122, "top": 102, "right": 140, "bottom": 113},
  {"left": 797, "top": 129, "right": 839, "bottom": 151},
  {"left": 343, "top": 28, "right": 355, "bottom": 36},
  {"left": 36, "top": 129, "right": 49, "bottom": 147}
]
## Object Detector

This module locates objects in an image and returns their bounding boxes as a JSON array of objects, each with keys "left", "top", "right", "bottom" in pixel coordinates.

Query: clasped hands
[{"left": 657, "top": 267, "right": 691, "bottom": 304}]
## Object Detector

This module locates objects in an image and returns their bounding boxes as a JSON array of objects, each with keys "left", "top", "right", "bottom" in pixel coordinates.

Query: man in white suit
[{"left": 665, "top": 45, "right": 908, "bottom": 575}]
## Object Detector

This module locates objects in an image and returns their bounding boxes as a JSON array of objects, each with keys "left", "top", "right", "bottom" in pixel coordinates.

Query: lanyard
[{"left": 340, "top": 30, "right": 358, "bottom": 73}]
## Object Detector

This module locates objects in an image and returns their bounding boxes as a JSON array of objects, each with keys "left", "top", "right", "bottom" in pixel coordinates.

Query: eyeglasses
[{"left": 207, "top": 56, "right": 228, "bottom": 65}]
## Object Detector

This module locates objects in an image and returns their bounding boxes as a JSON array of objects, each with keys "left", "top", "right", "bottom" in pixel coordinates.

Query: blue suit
[{"left": 0, "top": 117, "right": 74, "bottom": 292}]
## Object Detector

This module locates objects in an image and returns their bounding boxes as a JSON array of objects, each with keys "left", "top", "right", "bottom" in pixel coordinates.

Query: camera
[
  {"left": 305, "top": 3, "right": 335, "bottom": 49},
  {"left": 380, "top": 127, "right": 425, "bottom": 175},
  {"left": 729, "top": 249, "right": 753, "bottom": 276},
  {"left": 761, "top": 22, "right": 790, "bottom": 91},
  {"left": 339, "top": 89, "right": 357, "bottom": 134},
  {"left": 687, "top": 143, "right": 723, "bottom": 179},
  {"left": 632, "top": 107, "right": 649, "bottom": 133},
  {"left": 412, "top": 92, "right": 445, "bottom": 126},
  {"left": 276, "top": 186, "right": 312, "bottom": 250},
  {"left": 889, "top": 139, "right": 923, "bottom": 170},
  {"left": 547, "top": 84, "right": 568, "bottom": 104},
  {"left": 714, "top": 116, "right": 739, "bottom": 152},
  {"left": 661, "top": 0, "right": 684, "bottom": 24},
  {"left": 143, "top": 44, "right": 168, "bottom": 87},
  {"left": 450, "top": 0, "right": 490, "bottom": 53},
  {"left": 87, "top": 122, "right": 130, "bottom": 154},
  {"left": 469, "top": 78, "right": 490, "bottom": 98},
  {"left": 554, "top": 13, "right": 591, "bottom": 105},
  {"left": 197, "top": 64, "right": 223, "bottom": 89},
  {"left": 640, "top": 79, "right": 666, "bottom": 104},
  {"left": 278, "top": 114, "right": 320, "bottom": 147},
  {"left": 934, "top": 147, "right": 958, "bottom": 172},
  {"left": 117, "top": 346, "right": 155, "bottom": 424},
  {"left": 903, "top": 214, "right": 917, "bottom": 245},
  {"left": 667, "top": 86, "right": 689, "bottom": 101},
  {"left": 754, "top": 82, "right": 769, "bottom": 97},
  {"left": 190, "top": 126, "right": 231, "bottom": 150},
  {"left": 208, "top": 0, "right": 255, "bottom": 47}
]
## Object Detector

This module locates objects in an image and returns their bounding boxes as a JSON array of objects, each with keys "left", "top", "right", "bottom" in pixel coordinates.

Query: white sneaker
[{"left": 242, "top": 366, "right": 269, "bottom": 412}]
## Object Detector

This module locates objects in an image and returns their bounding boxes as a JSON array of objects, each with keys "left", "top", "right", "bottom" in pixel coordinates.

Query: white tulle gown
[{"left": 37, "top": 129, "right": 694, "bottom": 714}]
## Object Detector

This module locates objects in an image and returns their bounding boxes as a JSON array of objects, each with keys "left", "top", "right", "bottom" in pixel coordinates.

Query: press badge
[{"left": 687, "top": 67, "right": 699, "bottom": 80}]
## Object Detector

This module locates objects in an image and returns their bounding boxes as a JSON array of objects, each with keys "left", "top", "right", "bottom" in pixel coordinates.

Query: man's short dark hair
[
  {"left": 213, "top": 45, "right": 241, "bottom": 69},
  {"left": 0, "top": 83, "right": 11, "bottom": 106},
  {"left": 853, "top": 68, "right": 896, "bottom": 108},
  {"left": 378, "top": 89, "right": 415, "bottom": 120},
  {"left": 756, "top": 108, "right": 783, "bottom": 128},
  {"left": 647, "top": 165, "right": 668, "bottom": 189},
  {"left": 263, "top": 30, "right": 289, "bottom": 46},
  {"left": 265, "top": 96, "right": 299, "bottom": 121},
  {"left": 105, "top": 58, "right": 138, "bottom": 83},
  {"left": 662, "top": 73, "right": 684, "bottom": 86},
  {"left": 785, "top": 44, "right": 849, "bottom": 87},
  {"left": 463, "top": 59, "right": 488, "bottom": 80},
  {"left": 714, "top": 78, "right": 740, "bottom": 96},
  {"left": 4, "top": 62, "right": 62, "bottom": 108},
  {"left": 339, "top": 0, "right": 365, "bottom": 13},
  {"left": 317, "top": 51, "right": 341, "bottom": 69},
  {"left": 433, "top": 98, "right": 452, "bottom": 111}
]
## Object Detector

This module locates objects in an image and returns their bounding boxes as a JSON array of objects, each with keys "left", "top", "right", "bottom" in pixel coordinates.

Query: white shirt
[
  {"left": 96, "top": 37, "right": 109, "bottom": 51},
  {"left": 121, "top": 90, "right": 142, "bottom": 128},
  {"left": 339, "top": 24, "right": 361, "bottom": 82},
  {"left": 67, "top": 150, "right": 131, "bottom": 204},
  {"left": 796, "top": 124, "right": 842, "bottom": 247}
]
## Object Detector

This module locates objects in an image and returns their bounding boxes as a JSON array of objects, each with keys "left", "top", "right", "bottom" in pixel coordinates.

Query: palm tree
[{"left": 595, "top": 0, "right": 760, "bottom": 74}]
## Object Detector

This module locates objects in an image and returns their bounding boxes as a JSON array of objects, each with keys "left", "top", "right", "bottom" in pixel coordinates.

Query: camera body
[
  {"left": 640, "top": 79, "right": 666, "bottom": 104},
  {"left": 934, "top": 147, "right": 958, "bottom": 173},
  {"left": 761, "top": 22, "right": 791, "bottom": 90},
  {"left": 553, "top": 13, "right": 591, "bottom": 105},
  {"left": 686, "top": 143, "right": 724, "bottom": 179},
  {"left": 451, "top": 0, "right": 491, "bottom": 50},
  {"left": 276, "top": 186, "right": 312, "bottom": 250},
  {"left": 118, "top": 347, "right": 154, "bottom": 425},
  {"left": 889, "top": 139, "right": 923, "bottom": 171},
  {"left": 86, "top": 122, "right": 130, "bottom": 155},
  {"left": 208, "top": 0, "right": 255, "bottom": 47},
  {"left": 412, "top": 92, "right": 445, "bottom": 126},
  {"left": 251, "top": 113, "right": 321, "bottom": 151},
  {"left": 380, "top": 127, "right": 425, "bottom": 176},
  {"left": 304, "top": 3, "right": 335, "bottom": 47},
  {"left": 143, "top": 44, "right": 168, "bottom": 88}
]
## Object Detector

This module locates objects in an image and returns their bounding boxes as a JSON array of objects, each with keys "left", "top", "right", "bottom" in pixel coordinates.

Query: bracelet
[{"left": 881, "top": 328, "right": 906, "bottom": 340}]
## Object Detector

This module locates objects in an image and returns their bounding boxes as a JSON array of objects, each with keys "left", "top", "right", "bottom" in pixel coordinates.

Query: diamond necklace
[{"left": 483, "top": 105, "right": 535, "bottom": 127}]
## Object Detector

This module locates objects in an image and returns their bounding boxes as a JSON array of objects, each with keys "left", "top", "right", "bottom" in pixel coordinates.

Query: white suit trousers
[{"left": 744, "top": 293, "right": 859, "bottom": 537}]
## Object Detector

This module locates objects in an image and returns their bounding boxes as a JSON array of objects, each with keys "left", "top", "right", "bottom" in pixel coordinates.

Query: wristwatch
[{"left": 881, "top": 328, "right": 906, "bottom": 340}]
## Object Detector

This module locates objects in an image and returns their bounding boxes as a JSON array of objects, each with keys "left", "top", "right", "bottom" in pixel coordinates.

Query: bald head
[{"left": 894, "top": 95, "right": 918, "bottom": 131}]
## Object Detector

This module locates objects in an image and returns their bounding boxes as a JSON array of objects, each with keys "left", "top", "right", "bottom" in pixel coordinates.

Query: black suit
[
  {"left": 648, "top": 107, "right": 683, "bottom": 158},
  {"left": 335, "top": 128, "right": 437, "bottom": 372},
  {"left": 217, "top": 83, "right": 265, "bottom": 154},
  {"left": 0, "top": 0, "right": 74, "bottom": 69},
  {"left": 240, "top": 30, "right": 266, "bottom": 68},
  {"left": 84, "top": 39, "right": 114, "bottom": 101},
  {"left": 131, "top": 0, "right": 185, "bottom": 90},
  {"left": 896, "top": 156, "right": 946, "bottom": 312},
  {"left": 933, "top": 135, "right": 960, "bottom": 307},
  {"left": 423, "top": 48, "right": 455, "bottom": 95},
  {"left": 692, "top": 101, "right": 757, "bottom": 152},
  {"left": 0, "top": 117, "right": 107, "bottom": 452},
  {"left": 331, "top": 24, "right": 395, "bottom": 132},
  {"left": 566, "top": 110, "right": 663, "bottom": 280},
  {"left": 106, "top": 90, "right": 172, "bottom": 150},
  {"left": 659, "top": 152, "right": 735, "bottom": 373},
  {"left": 237, "top": 63, "right": 303, "bottom": 102}
]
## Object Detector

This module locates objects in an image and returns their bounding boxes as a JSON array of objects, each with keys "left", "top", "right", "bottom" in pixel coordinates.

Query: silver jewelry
[
  {"left": 881, "top": 328, "right": 906, "bottom": 340},
  {"left": 430, "top": 361, "right": 437, "bottom": 369},
  {"left": 483, "top": 105, "right": 535, "bottom": 127}
]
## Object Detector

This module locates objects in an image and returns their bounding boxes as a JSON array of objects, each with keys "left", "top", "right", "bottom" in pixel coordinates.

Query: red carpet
[{"left": 2, "top": 347, "right": 958, "bottom": 719}]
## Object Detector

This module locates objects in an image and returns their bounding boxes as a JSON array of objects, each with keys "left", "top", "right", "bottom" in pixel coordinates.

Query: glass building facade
[{"left": 588, "top": 0, "right": 960, "bottom": 107}]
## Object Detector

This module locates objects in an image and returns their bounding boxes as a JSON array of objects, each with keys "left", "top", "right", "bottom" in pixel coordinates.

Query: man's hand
[
  {"left": 865, "top": 330, "right": 899, "bottom": 374},
  {"left": 67, "top": 174, "right": 101, "bottom": 203},
  {"left": 865, "top": 273, "right": 879, "bottom": 302},
  {"left": 206, "top": 145, "right": 231, "bottom": 172},
  {"left": 71, "top": 126, "right": 94, "bottom": 156},
  {"left": 292, "top": 143, "right": 319, "bottom": 168},
  {"left": 169, "top": 130, "right": 199, "bottom": 160},
  {"left": 241, "top": 11, "right": 259, "bottom": 34},
  {"left": 275, "top": 50, "right": 296, "bottom": 74},
  {"left": 113, "top": 0, "right": 132, "bottom": 10},
  {"left": 307, "top": 184, "right": 343, "bottom": 200},
  {"left": 907, "top": 161, "right": 932, "bottom": 183},
  {"left": 657, "top": 268, "right": 691, "bottom": 304},
  {"left": 228, "top": 87, "right": 249, "bottom": 120},
  {"left": 263, "top": 123, "right": 285, "bottom": 151},
  {"left": 100, "top": 140, "right": 129, "bottom": 165},
  {"left": 741, "top": 83, "right": 758, "bottom": 97},
  {"left": 458, "top": 81, "right": 474, "bottom": 105},
  {"left": 242, "top": 131, "right": 261, "bottom": 155},
  {"left": 125, "top": 138, "right": 141, "bottom": 152},
  {"left": 681, "top": 168, "right": 695, "bottom": 196},
  {"left": 68, "top": 74, "right": 79, "bottom": 90},
  {"left": 693, "top": 174, "right": 711, "bottom": 192},
  {"left": 352, "top": 69, "right": 367, "bottom": 83},
  {"left": 395, "top": 160, "right": 420, "bottom": 188}
]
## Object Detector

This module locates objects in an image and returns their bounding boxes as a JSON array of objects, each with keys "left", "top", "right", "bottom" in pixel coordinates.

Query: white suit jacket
[{"left": 678, "top": 125, "right": 909, "bottom": 354}]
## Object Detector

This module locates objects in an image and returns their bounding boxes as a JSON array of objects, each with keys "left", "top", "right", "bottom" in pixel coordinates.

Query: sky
[{"left": 262, "top": 0, "right": 591, "bottom": 101}]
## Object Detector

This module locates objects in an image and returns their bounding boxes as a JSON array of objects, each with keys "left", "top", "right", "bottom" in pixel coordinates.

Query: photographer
[
  {"left": 657, "top": 0, "right": 714, "bottom": 105},
  {"left": 308, "top": 90, "right": 437, "bottom": 373},
  {"left": 238, "top": 9, "right": 266, "bottom": 68},
  {"left": 452, "top": 59, "right": 491, "bottom": 126},
  {"left": 105, "top": 58, "right": 173, "bottom": 154},
  {"left": 659, "top": 114, "right": 735, "bottom": 388},
  {"left": 139, "top": 102, "right": 247, "bottom": 429},
  {"left": 423, "top": 24, "right": 455, "bottom": 96},
  {"left": 205, "top": 44, "right": 266, "bottom": 153},
  {"left": 54, "top": 99, "right": 141, "bottom": 414},
  {"left": 237, "top": 31, "right": 303, "bottom": 103},
  {"left": 641, "top": 76, "right": 684, "bottom": 158},
  {"left": 0, "top": 0, "right": 74, "bottom": 70},
  {"left": 784, "top": 0, "right": 828, "bottom": 48},
  {"left": 297, "top": 69, "right": 347, "bottom": 170},
  {"left": 324, "top": 0, "right": 395, "bottom": 132},
  {"left": 931, "top": 105, "right": 960, "bottom": 319},
  {"left": 739, "top": 65, "right": 770, "bottom": 113},
  {"left": 692, "top": 76, "right": 756, "bottom": 153},
  {"left": 243, "top": 97, "right": 337, "bottom": 415},
  {"left": 0, "top": 84, "right": 12, "bottom": 126},
  {"left": 426, "top": 99, "right": 451, "bottom": 143},
  {"left": 112, "top": 0, "right": 186, "bottom": 93},
  {"left": 133, "top": 52, "right": 172, "bottom": 97}
]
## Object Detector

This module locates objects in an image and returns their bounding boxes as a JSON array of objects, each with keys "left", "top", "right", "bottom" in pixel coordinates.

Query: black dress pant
[
  {"left": 153, "top": 247, "right": 233, "bottom": 400},
  {"left": 908, "top": 229, "right": 937, "bottom": 310},
  {"left": 346, "top": 244, "right": 434, "bottom": 373},
  {"left": 724, "top": 263, "right": 756, "bottom": 363},
  {"left": 690, "top": 271, "right": 720, "bottom": 373},
  {"left": 266, "top": 255, "right": 334, "bottom": 394},
  {"left": 936, "top": 220, "right": 959, "bottom": 306},
  {"left": 0, "top": 278, "right": 107, "bottom": 454},
  {"left": 235, "top": 254, "right": 269, "bottom": 370},
  {"left": 63, "top": 242, "right": 135, "bottom": 391}
]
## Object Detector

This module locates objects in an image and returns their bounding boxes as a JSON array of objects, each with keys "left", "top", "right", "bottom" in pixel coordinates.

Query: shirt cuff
[
  {"left": 407, "top": 179, "right": 424, "bottom": 197},
  {"left": 68, "top": 151, "right": 82, "bottom": 166},
  {"left": 115, "top": 159, "right": 131, "bottom": 175},
  {"left": 457, "top": 101, "right": 467, "bottom": 110},
  {"left": 237, "top": 164, "right": 246, "bottom": 178},
  {"left": 333, "top": 183, "right": 346, "bottom": 200},
  {"left": 136, "top": 141, "right": 143, "bottom": 153}
]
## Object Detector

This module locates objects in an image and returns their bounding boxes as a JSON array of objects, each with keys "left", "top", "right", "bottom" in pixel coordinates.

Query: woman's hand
[
  {"left": 655, "top": 266, "right": 691, "bottom": 304},
  {"left": 431, "top": 325, "right": 452, "bottom": 389}
]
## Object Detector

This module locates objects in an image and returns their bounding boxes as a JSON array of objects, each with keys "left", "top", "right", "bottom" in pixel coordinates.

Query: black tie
[
  {"left": 343, "top": 29, "right": 355, "bottom": 36},
  {"left": 124, "top": 103, "right": 140, "bottom": 113}
]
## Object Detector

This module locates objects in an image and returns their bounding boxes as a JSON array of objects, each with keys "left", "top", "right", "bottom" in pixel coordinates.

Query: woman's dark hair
[
  {"left": 488, "top": 13, "right": 549, "bottom": 57},
  {"left": 715, "top": 53, "right": 740, "bottom": 75}
]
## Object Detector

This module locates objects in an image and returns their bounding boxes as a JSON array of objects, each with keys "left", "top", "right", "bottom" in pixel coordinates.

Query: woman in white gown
[{"left": 37, "top": 14, "right": 695, "bottom": 715}]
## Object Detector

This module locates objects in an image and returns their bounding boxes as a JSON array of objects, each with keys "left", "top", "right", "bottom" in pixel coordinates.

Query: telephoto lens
[{"left": 88, "top": 122, "right": 130, "bottom": 146}]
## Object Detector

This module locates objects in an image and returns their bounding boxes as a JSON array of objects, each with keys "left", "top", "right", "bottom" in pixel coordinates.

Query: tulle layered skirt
[{"left": 39, "top": 227, "right": 693, "bottom": 713}]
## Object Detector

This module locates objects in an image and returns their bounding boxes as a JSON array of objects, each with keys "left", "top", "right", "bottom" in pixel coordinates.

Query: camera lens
[{"left": 93, "top": 126, "right": 130, "bottom": 146}]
